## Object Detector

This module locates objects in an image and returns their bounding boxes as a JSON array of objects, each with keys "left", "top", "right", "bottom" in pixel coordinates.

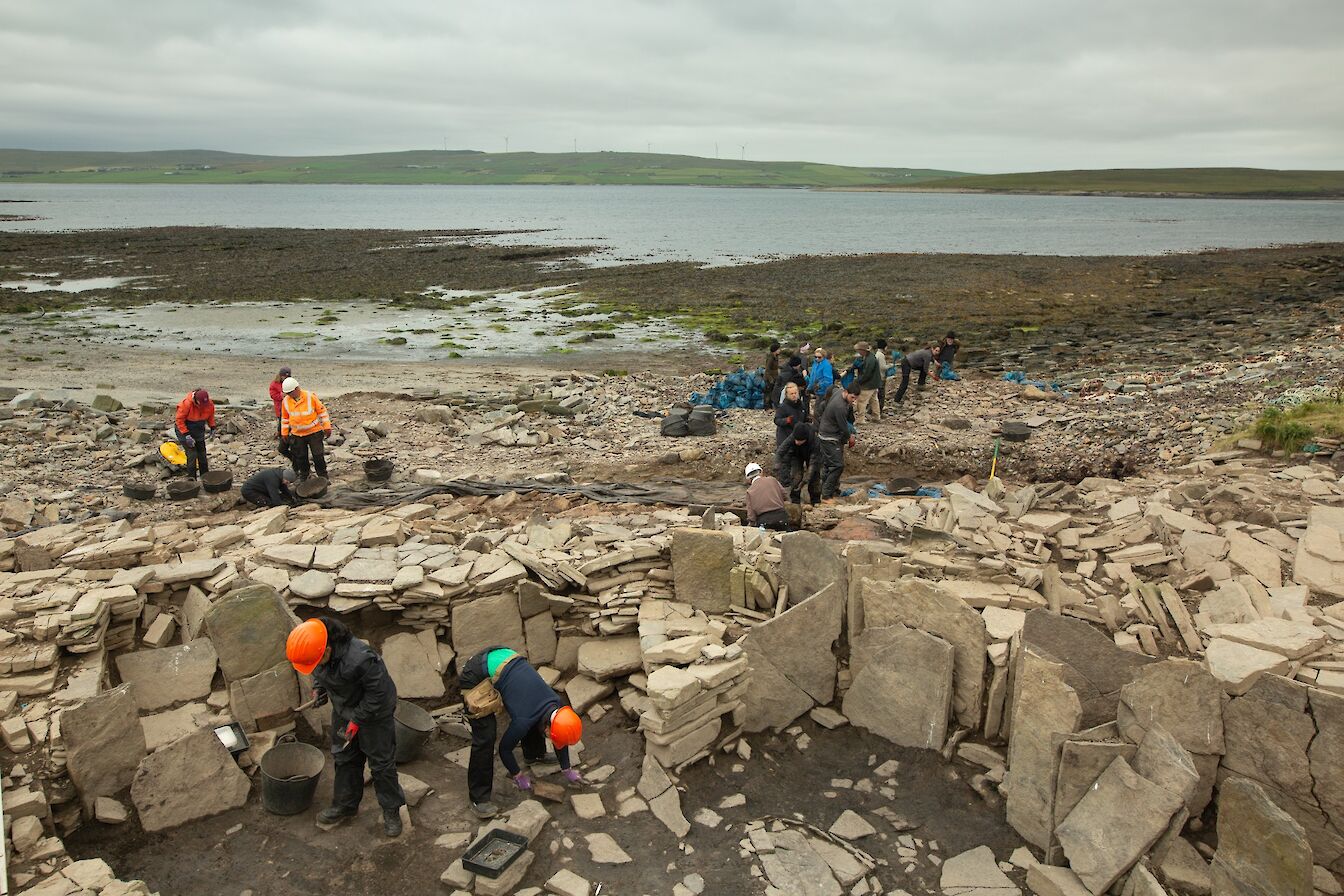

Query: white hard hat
[
  {"left": 744, "top": 463, "right": 762, "bottom": 479},
  {"left": 282, "top": 377, "right": 299, "bottom": 393}
]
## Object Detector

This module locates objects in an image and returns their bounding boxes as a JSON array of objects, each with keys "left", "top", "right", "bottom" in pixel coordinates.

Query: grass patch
[
  {"left": 274, "top": 331, "right": 316, "bottom": 339},
  {"left": 1251, "top": 400, "right": 1344, "bottom": 452},
  {"left": 0, "top": 148, "right": 966, "bottom": 188}
]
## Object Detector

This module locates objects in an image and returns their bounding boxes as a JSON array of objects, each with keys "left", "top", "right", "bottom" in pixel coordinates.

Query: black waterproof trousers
[
  {"left": 818, "top": 438, "right": 845, "bottom": 499},
  {"left": 290, "top": 431, "right": 328, "bottom": 479},
  {"left": 330, "top": 710, "right": 405, "bottom": 812}
]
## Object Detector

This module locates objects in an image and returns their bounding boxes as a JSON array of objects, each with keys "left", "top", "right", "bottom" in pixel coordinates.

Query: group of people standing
[
  {"left": 170, "top": 366, "right": 335, "bottom": 507},
  {"left": 750, "top": 332, "right": 962, "bottom": 518}
]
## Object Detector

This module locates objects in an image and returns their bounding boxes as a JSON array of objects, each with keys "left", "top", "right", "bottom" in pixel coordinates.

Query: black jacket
[
  {"left": 857, "top": 353, "right": 882, "bottom": 390},
  {"left": 776, "top": 429, "right": 817, "bottom": 470},
  {"left": 312, "top": 637, "right": 398, "bottom": 726},
  {"left": 817, "top": 389, "right": 853, "bottom": 441},
  {"left": 774, "top": 398, "right": 804, "bottom": 445},
  {"left": 241, "top": 468, "right": 294, "bottom": 506}
]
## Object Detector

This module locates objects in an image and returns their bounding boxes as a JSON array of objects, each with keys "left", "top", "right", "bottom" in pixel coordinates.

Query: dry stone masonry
[{"left": 0, "top": 383, "right": 1342, "bottom": 894}]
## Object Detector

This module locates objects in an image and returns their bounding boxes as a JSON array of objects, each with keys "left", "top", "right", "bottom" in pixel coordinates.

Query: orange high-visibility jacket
[
  {"left": 174, "top": 393, "right": 217, "bottom": 435},
  {"left": 281, "top": 389, "right": 331, "bottom": 437}
]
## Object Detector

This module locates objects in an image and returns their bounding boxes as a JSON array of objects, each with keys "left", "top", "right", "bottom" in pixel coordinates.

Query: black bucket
[
  {"left": 201, "top": 470, "right": 234, "bottom": 493},
  {"left": 363, "top": 458, "right": 394, "bottom": 483},
  {"left": 260, "top": 735, "right": 324, "bottom": 816},
  {"left": 393, "top": 700, "right": 435, "bottom": 764},
  {"left": 295, "top": 476, "right": 328, "bottom": 499}
]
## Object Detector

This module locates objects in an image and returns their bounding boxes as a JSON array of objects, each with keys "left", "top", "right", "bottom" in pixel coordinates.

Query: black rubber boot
[
  {"left": 316, "top": 806, "right": 357, "bottom": 828},
  {"left": 383, "top": 807, "right": 403, "bottom": 838}
]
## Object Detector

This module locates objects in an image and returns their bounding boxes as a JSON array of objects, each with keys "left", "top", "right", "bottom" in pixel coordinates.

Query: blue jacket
[{"left": 807, "top": 359, "right": 834, "bottom": 396}]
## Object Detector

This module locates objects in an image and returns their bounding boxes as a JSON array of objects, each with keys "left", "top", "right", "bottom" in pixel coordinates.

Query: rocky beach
[{"left": 0, "top": 229, "right": 1343, "bottom": 896}]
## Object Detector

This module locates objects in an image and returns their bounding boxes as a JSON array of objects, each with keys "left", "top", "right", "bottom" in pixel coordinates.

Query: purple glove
[
  {"left": 513, "top": 772, "right": 532, "bottom": 791},
  {"left": 562, "top": 768, "right": 583, "bottom": 785},
  {"left": 183, "top": 435, "right": 196, "bottom": 448}
]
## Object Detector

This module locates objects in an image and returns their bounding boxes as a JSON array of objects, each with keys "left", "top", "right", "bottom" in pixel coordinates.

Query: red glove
[
  {"left": 342, "top": 721, "right": 359, "bottom": 743},
  {"left": 847, "top": 435, "right": 856, "bottom": 449},
  {"left": 786, "top": 416, "right": 793, "bottom": 424}
]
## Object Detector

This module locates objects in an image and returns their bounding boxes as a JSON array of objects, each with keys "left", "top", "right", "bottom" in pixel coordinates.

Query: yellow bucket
[{"left": 159, "top": 441, "right": 187, "bottom": 465}]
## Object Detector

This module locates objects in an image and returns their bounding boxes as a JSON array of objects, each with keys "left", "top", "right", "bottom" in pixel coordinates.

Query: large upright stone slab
[
  {"left": 1220, "top": 675, "right": 1344, "bottom": 873},
  {"left": 1005, "top": 648, "right": 1083, "bottom": 850},
  {"left": 61, "top": 685, "right": 148, "bottom": 811},
  {"left": 843, "top": 624, "right": 953, "bottom": 750},
  {"left": 1309, "top": 688, "right": 1344, "bottom": 841},
  {"left": 451, "top": 592, "right": 525, "bottom": 663},
  {"left": 1211, "top": 777, "right": 1313, "bottom": 896},
  {"left": 1052, "top": 738, "right": 1138, "bottom": 839},
  {"left": 115, "top": 639, "right": 218, "bottom": 711},
  {"left": 381, "top": 630, "right": 446, "bottom": 699},
  {"left": 130, "top": 728, "right": 251, "bottom": 832},
  {"left": 228, "top": 661, "right": 300, "bottom": 731},
  {"left": 741, "top": 581, "right": 843, "bottom": 718},
  {"left": 671, "top": 528, "right": 733, "bottom": 613},
  {"left": 1294, "top": 506, "right": 1344, "bottom": 598},
  {"left": 861, "top": 578, "right": 986, "bottom": 727},
  {"left": 1132, "top": 725, "right": 1201, "bottom": 813},
  {"left": 1056, "top": 757, "right": 1184, "bottom": 895},
  {"left": 202, "top": 584, "right": 293, "bottom": 682},
  {"left": 1023, "top": 609, "right": 1156, "bottom": 726},
  {"left": 1117, "top": 659, "right": 1226, "bottom": 756},
  {"left": 740, "top": 649, "right": 815, "bottom": 733},
  {"left": 780, "top": 530, "right": 846, "bottom": 606}
]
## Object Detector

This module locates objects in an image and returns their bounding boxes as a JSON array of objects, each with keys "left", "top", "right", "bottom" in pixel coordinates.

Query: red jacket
[
  {"left": 269, "top": 380, "right": 284, "bottom": 417},
  {"left": 175, "top": 393, "right": 216, "bottom": 434}
]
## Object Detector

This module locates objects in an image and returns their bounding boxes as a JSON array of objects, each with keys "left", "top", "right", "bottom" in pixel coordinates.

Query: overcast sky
[{"left": 3, "top": 0, "right": 1341, "bottom": 172}]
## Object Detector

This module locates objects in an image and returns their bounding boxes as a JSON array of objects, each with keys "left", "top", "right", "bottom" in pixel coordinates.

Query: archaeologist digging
[
  {"left": 279, "top": 376, "right": 332, "bottom": 481},
  {"left": 458, "top": 646, "right": 584, "bottom": 819},
  {"left": 744, "top": 462, "right": 792, "bottom": 530},
  {"left": 893, "top": 344, "right": 935, "bottom": 404},
  {"left": 173, "top": 388, "right": 216, "bottom": 481},
  {"left": 776, "top": 422, "right": 822, "bottom": 507},
  {"left": 240, "top": 466, "right": 298, "bottom": 507},
  {"left": 286, "top": 618, "right": 407, "bottom": 837}
]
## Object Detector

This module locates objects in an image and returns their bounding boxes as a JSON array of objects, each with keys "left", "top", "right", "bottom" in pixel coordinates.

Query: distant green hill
[
  {"left": 898, "top": 167, "right": 1344, "bottom": 198},
  {"left": 0, "top": 148, "right": 964, "bottom": 188}
]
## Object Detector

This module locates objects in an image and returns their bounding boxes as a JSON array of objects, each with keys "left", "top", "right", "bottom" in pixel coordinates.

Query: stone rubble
[{"left": 1, "top": 368, "right": 1343, "bottom": 893}]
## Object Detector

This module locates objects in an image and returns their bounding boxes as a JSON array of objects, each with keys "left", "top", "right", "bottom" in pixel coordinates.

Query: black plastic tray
[{"left": 461, "top": 828, "right": 528, "bottom": 879}]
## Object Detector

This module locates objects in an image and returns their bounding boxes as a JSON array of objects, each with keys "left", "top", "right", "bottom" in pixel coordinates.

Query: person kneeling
[
  {"left": 240, "top": 466, "right": 298, "bottom": 507},
  {"left": 744, "top": 462, "right": 792, "bottom": 530}
]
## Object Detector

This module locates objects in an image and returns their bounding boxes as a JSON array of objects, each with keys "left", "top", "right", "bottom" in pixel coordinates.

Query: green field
[
  {"left": 0, "top": 148, "right": 963, "bottom": 188},
  {"left": 903, "top": 167, "right": 1344, "bottom": 198}
]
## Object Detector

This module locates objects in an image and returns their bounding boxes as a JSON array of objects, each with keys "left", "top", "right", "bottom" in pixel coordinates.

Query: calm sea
[{"left": 2, "top": 183, "right": 1342, "bottom": 265}]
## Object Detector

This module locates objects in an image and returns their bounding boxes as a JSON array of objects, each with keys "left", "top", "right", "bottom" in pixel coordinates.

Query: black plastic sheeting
[{"left": 311, "top": 477, "right": 748, "bottom": 515}]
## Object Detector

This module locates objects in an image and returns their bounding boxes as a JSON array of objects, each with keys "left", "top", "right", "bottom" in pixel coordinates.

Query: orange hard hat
[
  {"left": 286, "top": 619, "right": 328, "bottom": 675},
  {"left": 549, "top": 706, "right": 583, "bottom": 748}
]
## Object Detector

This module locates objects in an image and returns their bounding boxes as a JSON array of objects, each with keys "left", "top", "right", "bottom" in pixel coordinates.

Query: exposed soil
[
  {"left": 66, "top": 711, "right": 1024, "bottom": 895},
  {"left": 2, "top": 228, "right": 1341, "bottom": 376}
]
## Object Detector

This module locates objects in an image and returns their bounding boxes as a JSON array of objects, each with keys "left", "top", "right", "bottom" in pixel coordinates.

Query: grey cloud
[{"left": 0, "top": 0, "right": 1340, "bottom": 170}]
